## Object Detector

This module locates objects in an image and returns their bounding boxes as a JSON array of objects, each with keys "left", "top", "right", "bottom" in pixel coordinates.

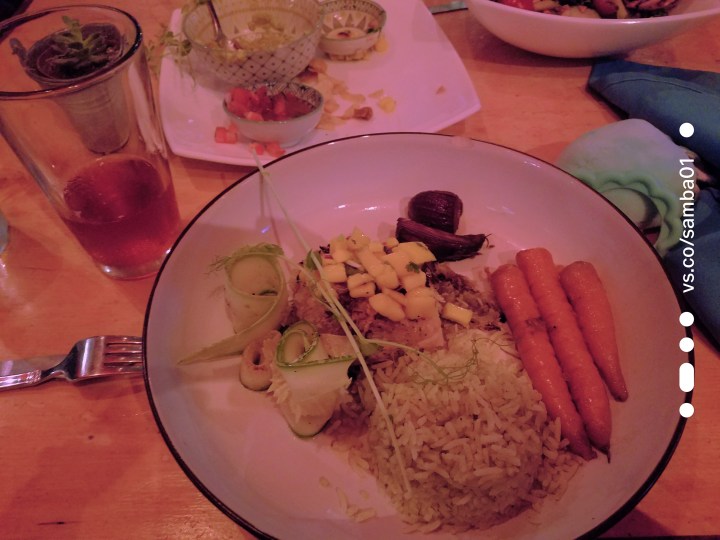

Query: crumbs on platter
[{"left": 298, "top": 58, "right": 397, "bottom": 131}]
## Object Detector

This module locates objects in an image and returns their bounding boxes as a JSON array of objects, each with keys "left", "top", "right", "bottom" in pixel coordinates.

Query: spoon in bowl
[{"left": 206, "top": 0, "right": 236, "bottom": 50}]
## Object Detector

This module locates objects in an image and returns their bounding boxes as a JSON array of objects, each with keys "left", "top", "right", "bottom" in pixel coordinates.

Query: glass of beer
[{"left": 0, "top": 5, "right": 180, "bottom": 279}]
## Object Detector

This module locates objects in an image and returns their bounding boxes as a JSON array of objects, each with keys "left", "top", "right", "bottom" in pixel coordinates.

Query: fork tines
[{"left": 102, "top": 336, "right": 143, "bottom": 367}]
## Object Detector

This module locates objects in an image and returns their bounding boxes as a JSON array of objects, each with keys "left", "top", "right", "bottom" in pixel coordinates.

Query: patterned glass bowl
[
  {"left": 319, "top": 0, "right": 387, "bottom": 61},
  {"left": 183, "top": 0, "right": 323, "bottom": 86},
  {"left": 223, "top": 82, "right": 324, "bottom": 146}
]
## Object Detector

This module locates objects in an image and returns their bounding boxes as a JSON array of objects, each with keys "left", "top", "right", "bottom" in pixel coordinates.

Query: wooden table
[{"left": 1, "top": 0, "right": 718, "bottom": 538}]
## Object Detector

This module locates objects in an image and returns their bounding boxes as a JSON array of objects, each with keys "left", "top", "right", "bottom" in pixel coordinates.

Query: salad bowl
[{"left": 466, "top": 0, "right": 720, "bottom": 58}]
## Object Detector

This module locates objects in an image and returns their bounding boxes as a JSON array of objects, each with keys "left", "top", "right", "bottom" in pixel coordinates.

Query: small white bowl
[
  {"left": 223, "top": 82, "right": 323, "bottom": 147},
  {"left": 319, "top": 0, "right": 387, "bottom": 61},
  {"left": 466, "top": 0, "right": 720, "bottom": 58}
]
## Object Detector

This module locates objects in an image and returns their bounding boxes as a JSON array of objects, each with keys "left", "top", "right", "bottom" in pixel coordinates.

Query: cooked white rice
[{"left": 327, "top": 328, "right": 580, "bottom": 532}]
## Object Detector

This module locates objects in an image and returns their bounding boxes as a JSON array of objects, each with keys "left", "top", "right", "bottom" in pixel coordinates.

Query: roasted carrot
[
  {"left": 560, "top": 261, "right": 628, "bottom": 402},
  {"left": 490, "top": 263, "right": 596, "bottom": 460},
  {"left": 516, "top": 248, "right": 612, "bottom": 456}
]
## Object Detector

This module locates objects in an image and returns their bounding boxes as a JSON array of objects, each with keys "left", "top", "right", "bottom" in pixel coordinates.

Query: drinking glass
[{"left": 0, "top": 5, "right": 180, "bottom": 279}]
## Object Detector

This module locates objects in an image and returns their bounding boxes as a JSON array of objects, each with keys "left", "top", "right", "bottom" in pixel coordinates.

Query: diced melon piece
[
  {"left": 406, "top": 286, "right": 435, "bottom": 298},
  {"left": 405, "top": 295, "right": 437, "bottom": 320},
  {"left": 347, "top": 272, "right": 373, "bottom": 289},
  {"left": 368, "top": 264, "right": 386, "bottom": 279},
  {"left": 375, "top": 265, "right": 400, "bottom": 289},
  {"left": 329, "top": 234, "right": 348, "bottom": 253},
  {"left": 382, "top": 250, "right": 412, "bottom": 277},
  {"left": 323, "top": 263, "right": 347, "bottom": 283},
  {"left": 349, "top": 282, "right": 375, "bottom": 298},
  {"left": 331, "top": 248, "right": 352, "bottom": 263},
  {"left": 401, "top": 271, "right": 426, "bottom": 291},
  {"left": 347, "top": 227, "right": 370, "bottom": 250},
  {"left": 395, "top": 242, "right": 436, "bottom": 265},
  {"left": 442, "top": 302, "right": 473, "bottom": 327},
  {"left": 357, "top": 248, "right": 387, "bottom": 279},
  {"left": 384, "top": 236, "right": 399, "bottom": 249},
  {"left": 382, "top": 287, "right": 406, "bottom": 306},
  {"left": 369, "top": 293, "right": 405, "bottom": 321},
  {"left": 368, "top": 241, "right": 384, "bottom": 254}
]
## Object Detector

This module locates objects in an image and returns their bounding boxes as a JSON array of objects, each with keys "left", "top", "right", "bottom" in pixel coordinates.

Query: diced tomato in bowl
[{"left": 223, "top": 82, "right": 324, "bottom": 147}]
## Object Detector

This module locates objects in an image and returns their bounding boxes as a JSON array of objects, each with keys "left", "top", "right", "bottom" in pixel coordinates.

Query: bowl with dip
[
  {"left": 183, "top": 0, "right": 323, "bottom": 85},
  {"left": 319, "top": 0, "right": 387, "bottom": 61}
]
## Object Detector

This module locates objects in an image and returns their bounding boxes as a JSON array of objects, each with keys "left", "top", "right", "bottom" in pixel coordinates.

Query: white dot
[
  {"left": 679, "top": 123, "right": 695, "bottom": 138},
  {"left": 679, "top": 402, "right": 694, "bottom": 418},
  {"left": 679, "top": 337, "right": 695, "bottom": 352},
  {"left": 679, "top": 312, "right": 694, "bottom": 327}
]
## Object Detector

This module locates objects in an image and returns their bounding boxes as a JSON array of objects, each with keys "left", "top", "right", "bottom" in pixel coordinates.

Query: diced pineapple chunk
[
  {"left": 368, "top": 241, "right": 384, "bottom": 254},
  {"left": 406, "top": 286, "right": 435, "bottom": 298},
  {"left": 405, "top": 295, "right": 437, "bottom": 320},
  {"left": 395, "top": 242, "right": 436, "bottom": 265},
  {"left": 357, "top": 247, "right": 382, "bottom": 273},
  {"left": 348, "top": 227, "right": 370, "bottom": 250},
  {"left": 349, "top": 282, "right": 375, "bottom": 298},
  {"left": 358, "top": 252, "right": 387, "bottom": 280},
  {"left": 442, "top": 302, "right": 473, "bottom": 327},
  {"left": 323, "top": 263, "right": 347, "bottom": 283},
  {"left": 382, "top": 250, "right": 412, "bottom": 277},
  {"left": 332, "top": 248, "right": 352, "bottom": 263},
  {"left": 384, "top": 236, "right": 399, "bottom": 249},
  {"left": 375, "top": 265, "right": 400, "bottom": 289},
  {"left": 329, "top": 234, "right": 353, "bottom": 263},
  {"left": 329, "top": 234, "right": 347, "bottom": 252},
  {"left": 347, "top": 272, "right": 373, "bottom": 289},
  {"left": 401, "top": 271, "right": 426, "bottom": 291},
  {"left": 369, "top": 293, "right": 405, "bottom": 321},
  {"left": 382, "top": 287, "right": 406, "bottom": 306}
]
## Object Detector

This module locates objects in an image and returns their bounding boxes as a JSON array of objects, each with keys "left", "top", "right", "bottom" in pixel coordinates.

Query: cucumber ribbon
[
  {"left": 179, "top": 244, "right": 289, "bottom": 364},
  {"left": 271, "top": 321, "right": 356, "bottom": 437}
]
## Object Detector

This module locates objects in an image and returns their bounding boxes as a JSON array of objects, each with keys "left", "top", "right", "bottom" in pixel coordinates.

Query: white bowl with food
[
  {"left": 319, "top": 0, "right": 388, "bottom": 60},
  {"left": 144, "top": 133, "right": 690, "bottom": 539},
  {"left": 182, "top": 0, "right": 323, "bottom": 85},
  {"left": 466, "top": 0, "right": 720, "bottom": 58},
  {"left": 223, "top": 81, "right": 324, "bottom": 146}
]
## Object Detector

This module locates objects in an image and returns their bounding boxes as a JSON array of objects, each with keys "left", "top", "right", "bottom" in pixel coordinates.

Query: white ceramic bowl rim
[
  {"left": 143, "top": 132, "right": 692, "bottom": 540},
  {"left": 475, "top": 0, "right": 720, "bottom": 25}
]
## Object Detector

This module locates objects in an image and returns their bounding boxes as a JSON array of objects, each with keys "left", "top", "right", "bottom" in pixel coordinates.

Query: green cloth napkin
[
  {"left": 556, "top": 119, "right": 688, "bottom": 256},
  {"left": 589, "top": 59, "right": 720, "bottom": 173}
]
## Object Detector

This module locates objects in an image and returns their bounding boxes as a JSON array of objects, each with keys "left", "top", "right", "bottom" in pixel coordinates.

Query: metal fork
[{"left": 0, "top": 336, "right": 143, "bottom": 391}]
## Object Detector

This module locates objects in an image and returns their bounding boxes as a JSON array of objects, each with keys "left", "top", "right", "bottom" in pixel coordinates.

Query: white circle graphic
[{"left": 679, "top": 123, "right": 695, "bottom": 138}]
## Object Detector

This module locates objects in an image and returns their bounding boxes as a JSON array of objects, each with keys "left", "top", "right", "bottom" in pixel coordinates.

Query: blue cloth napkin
[
  {"left": 589, "top": 59, "right": 720, "bottom": 173},
  {"left": 563, "top": 59, "right": 720, "bottom": 346},
  {"left": 665, "top": 188, "right": 720, "bottom": 346}
]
